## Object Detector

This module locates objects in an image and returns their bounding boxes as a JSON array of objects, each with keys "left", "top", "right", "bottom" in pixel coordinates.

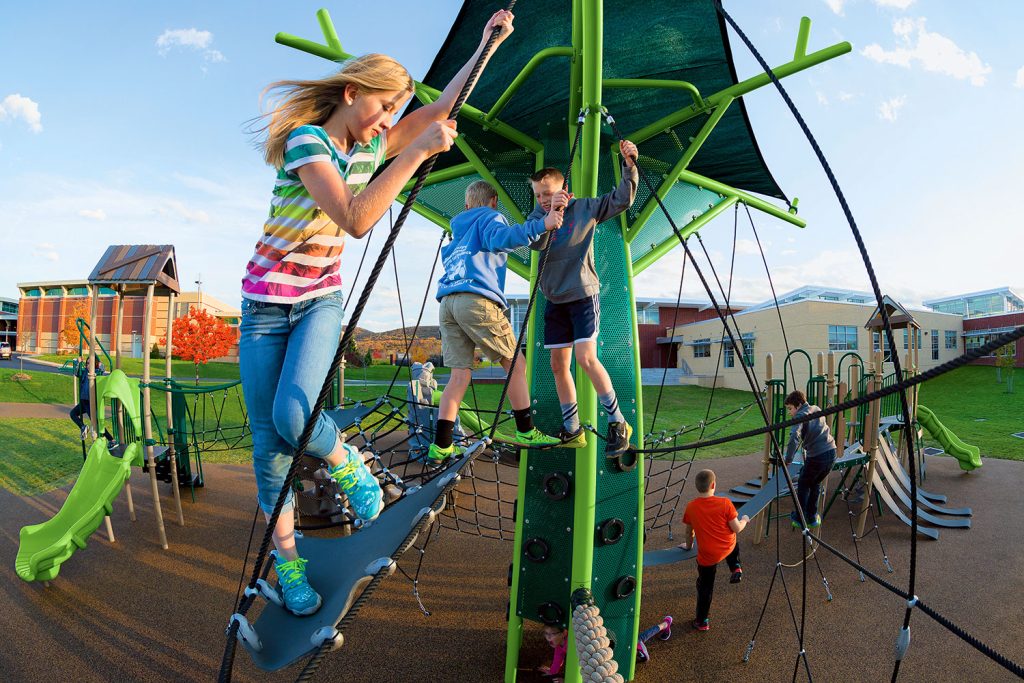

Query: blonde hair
[
  {"left": 253, "top": 53, "right": 413, "bottom": 169},
  {"left": 465, "top": 180, "right": 498, "bottom": 208}
]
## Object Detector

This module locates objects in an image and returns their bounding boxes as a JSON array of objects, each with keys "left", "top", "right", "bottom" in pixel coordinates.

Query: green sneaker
[
  {"left": 511, "top": 427, "right": 561, "bottom": 448},
  {"left": 426, "top": 442, "right": 457, "bottom": 464},
  {"left": 557, "top": 427, "right": 587, "bottom": 449}
]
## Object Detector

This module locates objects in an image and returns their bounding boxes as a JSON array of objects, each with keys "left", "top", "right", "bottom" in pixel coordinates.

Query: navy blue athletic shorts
[{"left": 543, "top": 295, "right": 600, "bottom": 348}]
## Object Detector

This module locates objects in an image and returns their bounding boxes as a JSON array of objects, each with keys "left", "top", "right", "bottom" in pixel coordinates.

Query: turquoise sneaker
[
  {"left": 275, "top": 556, "right": 322, "bottom": 616},
  {"left": 329, "top": 444, "right": 384, "bottom": 522}
]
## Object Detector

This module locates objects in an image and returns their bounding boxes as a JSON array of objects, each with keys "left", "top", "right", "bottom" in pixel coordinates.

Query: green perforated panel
[{"left": 629, "top": 181, "right": 728, "bottom": 266}]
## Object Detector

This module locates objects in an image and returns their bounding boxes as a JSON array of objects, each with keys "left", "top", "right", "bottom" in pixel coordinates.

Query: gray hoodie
[
  {"left": 785, "top": 403, "right": 837, "bottom": 462},
  {"left": 528, "top": 161, "right": 638, "bottom": 304}
]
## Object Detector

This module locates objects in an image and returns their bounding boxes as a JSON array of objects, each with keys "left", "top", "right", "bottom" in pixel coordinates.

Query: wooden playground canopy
[{"left": 87, "top": 244, "right": 181, "bottom": 296}]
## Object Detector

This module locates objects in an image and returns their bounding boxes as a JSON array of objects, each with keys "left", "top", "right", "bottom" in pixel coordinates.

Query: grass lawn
[
  {"left": 0, "top": 418, "right": 85, "bottom": 496},
  {"left": 0, "top": 368, "right": 74, "bottom": 404},
  {"left": 917, "top": 365, "right": 1024, "bottom": 460},
  {"left": 342, "top": 381, "right": 766, "bottom": 459},
  {"left": 29, "top": 354, "right": 241, "bottom": 380}
]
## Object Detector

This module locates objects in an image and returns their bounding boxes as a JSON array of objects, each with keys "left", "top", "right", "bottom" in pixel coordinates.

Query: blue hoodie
[{"left": 435, "top": 206, "right": 547, "bottom": 308}]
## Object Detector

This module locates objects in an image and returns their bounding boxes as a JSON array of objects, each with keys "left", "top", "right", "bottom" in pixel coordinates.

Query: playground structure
[
  {"left": 211, "top": 3, "right": 1024, "bottom": 682},
  {"left": 15, "top": 245, "right": 252, "bottom": 578},
  {"left": 12, "top": 2, "right": 1024, "bottom": 682}
]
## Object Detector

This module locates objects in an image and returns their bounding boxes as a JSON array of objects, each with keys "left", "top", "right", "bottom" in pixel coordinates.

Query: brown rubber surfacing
[{"left": 0, "top": 453, "right": 1021, "bottom": 682}]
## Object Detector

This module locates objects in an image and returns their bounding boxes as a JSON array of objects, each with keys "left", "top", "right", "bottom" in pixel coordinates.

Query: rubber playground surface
[{"left": 1, "top": 451, "right": 1022, "bottom": 682}]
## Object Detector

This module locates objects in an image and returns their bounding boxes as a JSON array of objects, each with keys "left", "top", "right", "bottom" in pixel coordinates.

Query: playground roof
[
  {"left": 865, "top": 295, "right": 918, "bottom": 330},
  {"left": 397, "top": 0, "right": 782, "bottom": 242},
  {"left": 87, "top": 245, "right": 180, "bottom": 295}
]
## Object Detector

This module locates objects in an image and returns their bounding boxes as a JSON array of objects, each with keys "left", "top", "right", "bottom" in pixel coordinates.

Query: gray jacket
[
  {"left": 528, "top": 162, "right": 638, "bottom": 304},
  {"left": 785, "top": 403, "right": 837, "bottom": 462}
]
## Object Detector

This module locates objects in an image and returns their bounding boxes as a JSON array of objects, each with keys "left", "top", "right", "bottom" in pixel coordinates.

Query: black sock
[
  {"left": 434, "top": 420, "right": 455, "bottom": 449},
  {"left": 512, "top": 408, "right": 533, "bottom": 433}
]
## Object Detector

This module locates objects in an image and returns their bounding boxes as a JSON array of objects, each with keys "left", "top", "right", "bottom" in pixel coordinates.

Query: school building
[
  {"left": 506, "top": 294, "right": 751, "bottom": 369},
  {"left": 0, "top": 296, "right": 18, "bottom": 348},
  {"left": 662, "top": 286, "right": 966, "bottom": 391},
  {"left": 923, "top": 287, "right": 1024, "bottom": 368},
  {"left": 15, "top": 281, "right": 241, "bottom": 362}
]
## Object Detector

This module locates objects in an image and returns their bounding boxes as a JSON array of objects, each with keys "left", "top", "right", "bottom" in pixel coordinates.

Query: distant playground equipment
[{"left": 17, "top": 246, "right": 251, "bottom": 577}]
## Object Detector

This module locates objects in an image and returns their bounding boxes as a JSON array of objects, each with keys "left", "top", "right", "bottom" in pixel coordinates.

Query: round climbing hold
[
  {"left": 614, "top": 575, "right": 637, "bottom": 599},
  {"left": 607, "top": 448, "right": 638, "bottom": 473},
  {"left": 542, "top": 471, "right": 572, "bottom": 501},
  {"left": 598, "top": 518, "right": 626, "bottom": 545},
  {"left": 524, "top": 537, "right": 550, "bottom": 563},
  {"left": 538, "top": 601, "right": 565, "bottom": 625}
]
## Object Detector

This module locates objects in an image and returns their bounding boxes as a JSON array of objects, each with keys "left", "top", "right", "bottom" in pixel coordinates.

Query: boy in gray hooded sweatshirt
[
  {"left": 527, "top": 139, "right": 639, "bottom": 456},
  {"left": 783, "top": 390, "right": 838, "bottom": 528}
]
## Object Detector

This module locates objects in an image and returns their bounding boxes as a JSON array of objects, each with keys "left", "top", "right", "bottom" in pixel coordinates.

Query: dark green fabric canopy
[{"left": 406, "top": 0, "right": 785, "bottom": 201}]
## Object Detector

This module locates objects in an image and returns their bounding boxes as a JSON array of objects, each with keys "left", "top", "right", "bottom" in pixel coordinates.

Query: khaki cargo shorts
[{"left": 439, "top": 293, "right": 516, "bottom": 369}]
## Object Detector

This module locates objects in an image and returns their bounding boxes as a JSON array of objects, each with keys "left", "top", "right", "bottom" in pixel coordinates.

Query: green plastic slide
[
  {"left": 15, "top": 370, "right": 143, "bottom": 582},
  {"left": 917, "top": 404, "right": 982, "bottom": 472}
]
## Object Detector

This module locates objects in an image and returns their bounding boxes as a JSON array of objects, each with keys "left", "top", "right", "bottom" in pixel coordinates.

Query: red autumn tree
[{"left": 161, "top": 308, "right": 236, "bottom": 383}]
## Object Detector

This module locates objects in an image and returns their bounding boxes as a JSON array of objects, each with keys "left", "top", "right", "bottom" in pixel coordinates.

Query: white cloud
[
  {"left": 1015, "top": 66, "right": 1024, "bottom": 89},
  {"left": 735, "top": 239, "right": 762, "bottom": 256},
  {"left": 873, "top": 0, "right": 916, "bottom": 8},
  {"left": 862, "top": 18, "right": 991, "bottom": 86},
  {"left": 157, "top": 199, "right": 210, "bottom": 223},
  {"left": 0, "top": 94, "right": 43, "bottom": 133},
  {"left": 824, "top": 0, "right": 846, "bottom": 16},
  {"left": 156, "top": 28, "right": 226, "bottom": 64},
  {"left": 173, "top": 172, "right": 231, "bottom": 197},
  {"left": 78, "top": 208, "right": 107, "bottom": 221},
  {"left": 878, "top": 95, "right": 907, "bottom": 121},
  {"left": 33, "top": 243, "right": 59, "bottom": 262},
  {"left": 838, "top": 90, "right": 856, "bottom": 102},
  {"left": 816, "top": 91, "right": 829, "bottom": 106}
]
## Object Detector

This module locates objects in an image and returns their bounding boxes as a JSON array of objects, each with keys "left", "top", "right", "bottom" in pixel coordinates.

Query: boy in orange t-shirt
[{"left": 679, "top": 468, "right": 749, "bottom": 631}]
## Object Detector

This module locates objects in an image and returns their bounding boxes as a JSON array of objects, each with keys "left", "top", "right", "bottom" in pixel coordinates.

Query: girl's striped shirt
[{"left": 241, "top": 125, "right": 386, "bottom": 303}]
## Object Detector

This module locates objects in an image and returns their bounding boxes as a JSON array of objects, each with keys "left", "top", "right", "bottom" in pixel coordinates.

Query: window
[
  {"left": 741, "top": 333, "right": 755, "bottom": 368},
  {"left": 44, "top": 287, "right": 63, "bottom": 297},
  {"left": 872, "top": 332, "right": 893, "bottom": 362},
  {"left": 67, "top": 287, "right": 88, "bottom": 297},
  {"left": 828, "top": 325, "right": 858, "bottom": 351},
  {"left": 693, "top": 339, "right": 711, "bottom": 358},
  {"left": 635, "top": 305, "right": 660, "bottom": 325},
  {"left": 965, "top": 335, "right": 987, "bottom": 352},
  {"left": 820, "top": 295, "right": 839, "bottom": 302},
  {"left": 724, "top": 344, "right": 734, "bottom": 368},
  {"left": 931, "top": 329, "right": 939, "bottom": 361},
  {"left": 23, "top": 289, "right": 41, "bottom": 297},
  {"left": 99, "top": 287, "right": 117, "bottom": 296},
  {"left": 1, "top": 302, "right": 16, "bottom": 314},
  {"left": 904, "top": 328, "right": 922, "bottom": 350},
  {"left": 945, "top": 330, "right": 957, "bottom": 350}
]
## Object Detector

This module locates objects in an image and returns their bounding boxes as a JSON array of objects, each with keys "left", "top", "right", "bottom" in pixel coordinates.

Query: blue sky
[{"left": 1, "top": 1, "right": 1020, "bottom": 330}]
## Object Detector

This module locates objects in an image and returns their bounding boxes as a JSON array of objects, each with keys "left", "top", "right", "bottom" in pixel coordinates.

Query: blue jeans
[
  {"left": 239, "top": 291, "right": 346, "bottom": 515},
  {"left": 796, "top": 448, "right": 837, "bottom": 521}
]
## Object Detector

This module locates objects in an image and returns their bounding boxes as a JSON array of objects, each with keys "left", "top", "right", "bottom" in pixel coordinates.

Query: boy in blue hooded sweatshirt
[{"left": 427, "top": 180, "right": 564, "bottom": 463}]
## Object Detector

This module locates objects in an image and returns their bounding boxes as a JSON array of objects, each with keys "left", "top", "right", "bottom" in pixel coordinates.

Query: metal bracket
[
  {"left": 228, "top": 614, "right": 262, "bottom": 652},
  {"left": 310, "top": 626, "right": 345, "bottom": 652}
]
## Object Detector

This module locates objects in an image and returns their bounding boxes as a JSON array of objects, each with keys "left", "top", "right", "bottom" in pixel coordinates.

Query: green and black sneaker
[
  {"left": 557, "top": 427, "right": 587, "bottom": 449},
  {"left": 426, "top": 442, "right": 458, "bottom": 465},
  {"left": 510, "top": 427, "right": 561, "bottom": 448}
]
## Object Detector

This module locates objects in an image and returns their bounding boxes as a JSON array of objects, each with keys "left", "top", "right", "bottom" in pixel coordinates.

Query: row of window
[
  {"left": 22, "top": 287, "right": 115, "bottom": 297},
  {"left": 687, "top": 325, "right": 961, "bottom": 366}
]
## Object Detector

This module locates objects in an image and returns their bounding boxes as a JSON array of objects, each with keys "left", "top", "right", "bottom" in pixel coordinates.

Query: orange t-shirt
[{"left": 683, "top": 495, "right": 738, "bottom": 567}]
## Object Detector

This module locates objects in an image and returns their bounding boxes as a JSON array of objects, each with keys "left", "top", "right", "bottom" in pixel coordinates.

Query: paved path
[{"left": 0, "top": 402, "right": 73, "bottom": 419}]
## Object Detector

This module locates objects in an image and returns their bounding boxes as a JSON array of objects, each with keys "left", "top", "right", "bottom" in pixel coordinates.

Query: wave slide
[
  {"left": 916, "top": 404, "right": 982, "bottom": 472},
  {"left": 15, "top": 370, "right": 142, "bottom": 582}
]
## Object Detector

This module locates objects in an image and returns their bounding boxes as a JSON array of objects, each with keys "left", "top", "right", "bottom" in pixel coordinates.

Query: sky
[{"left": 1, "top": 0, "right": 1021, "bottom": 331}]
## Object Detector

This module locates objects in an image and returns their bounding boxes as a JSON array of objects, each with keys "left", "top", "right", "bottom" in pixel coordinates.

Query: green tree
[{"left": 996, "top": 344, "right": 1016, "bottom": 393}]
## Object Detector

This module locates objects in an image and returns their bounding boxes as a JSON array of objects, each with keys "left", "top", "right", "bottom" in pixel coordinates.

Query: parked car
[{"left": 0, "top": 342, "right": 11, "bottom": 360}]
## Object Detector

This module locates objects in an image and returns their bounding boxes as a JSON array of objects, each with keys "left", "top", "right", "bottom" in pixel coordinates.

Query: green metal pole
[
  {"left": 563, "top": 2, "right": 602, "bottom": 682},
  {"left": 632, "top": 196, "right": 738, "bottom": 275},
  {"left": 678, "top": 170, "right": 806, "bottom": 227}
]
